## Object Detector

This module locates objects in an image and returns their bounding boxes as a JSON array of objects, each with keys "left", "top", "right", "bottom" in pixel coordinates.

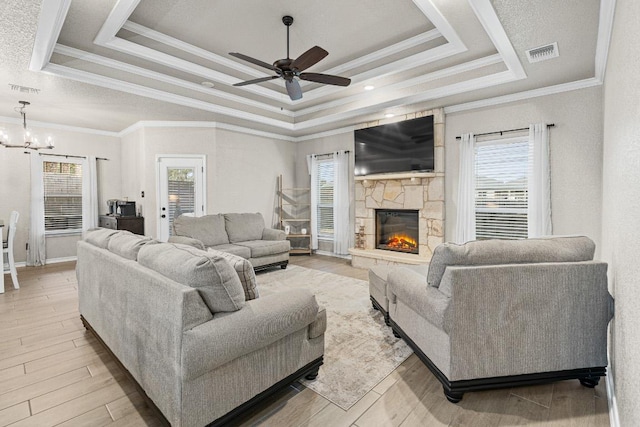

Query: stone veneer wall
[{"left": 352, "top": 107, "right": 445, "bottom": 263}]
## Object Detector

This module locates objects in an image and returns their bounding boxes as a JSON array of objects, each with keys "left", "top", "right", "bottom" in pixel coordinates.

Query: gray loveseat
[
  {"left": 77, "top": 229, "right": 325, "bottom": 427},
  {"left": 171, "top": 212, "right": 290, "bottom": 271},
  {"left": 384, "top": 236, "right": 614, "bottom": 402}
]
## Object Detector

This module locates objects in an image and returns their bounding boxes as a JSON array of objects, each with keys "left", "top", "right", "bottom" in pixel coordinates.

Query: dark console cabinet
[{"left": 99, "top": 215, "right": 145, "bottom": 235}]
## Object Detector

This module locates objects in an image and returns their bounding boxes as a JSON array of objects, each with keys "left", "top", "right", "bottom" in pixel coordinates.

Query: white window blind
[
  {"left": 474, "top": 138, "right": 530, "bottom": 240},
  {"left": 316, "top": 160, "right": 334, "bottom": 238},
  {"left": 43, "top": 160, "right": 83, "bottom": 232}
]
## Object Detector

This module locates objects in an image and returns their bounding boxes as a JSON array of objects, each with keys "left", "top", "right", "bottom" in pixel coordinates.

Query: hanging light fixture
[{"left": 0, "top": 101, "right": 54, "bottom": 151}]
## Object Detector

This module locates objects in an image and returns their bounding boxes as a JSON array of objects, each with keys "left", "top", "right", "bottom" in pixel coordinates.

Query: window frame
[
  {"left": 315, "top": 158, "right": 335, "bottom": 240},
  {"left": 42, "top": 157, "right": 84, "bottom": 236},
  {"left": 474, "top": 135, "right": 530, "bottom": 240}
]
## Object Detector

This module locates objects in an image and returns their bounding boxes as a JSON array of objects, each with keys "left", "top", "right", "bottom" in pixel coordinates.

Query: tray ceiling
[{"left": 0, "top": 0, "right": 606, "bottom": 137}]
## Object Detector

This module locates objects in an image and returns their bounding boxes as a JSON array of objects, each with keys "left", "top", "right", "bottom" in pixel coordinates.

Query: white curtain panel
[
  {"left": 308, "top": 154, "right": 319, "bottom": 250},
  {"left": 82, "top": 155, "right": 99, "bottom": 232},
  {"left": 27, "top": 153, "right": 46, "bottom": 266},
  {"left": 455, "top": 133, "right": 476, "bottom": 243},
  {"left": 333, "top": 151, "right": 351, "bottom": 255},
  {"left": 528, "top": 123, "right": 552, "bottom": 237}
]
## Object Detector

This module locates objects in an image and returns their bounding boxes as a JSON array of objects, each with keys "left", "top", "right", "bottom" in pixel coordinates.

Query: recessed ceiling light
[
  {"left": 385, "top": 113, "right": 395, "bottom": 118},
  {"left": 364, "top": 85, "right": 375, "bottom": 91},
  {"left": 201, "top": 81, "right": 215, "bottom": 88}
]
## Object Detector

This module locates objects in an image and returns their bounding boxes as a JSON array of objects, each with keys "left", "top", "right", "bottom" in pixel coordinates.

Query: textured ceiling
[{"left": 0, "top": 0, "right": 604, "bottom": 137}]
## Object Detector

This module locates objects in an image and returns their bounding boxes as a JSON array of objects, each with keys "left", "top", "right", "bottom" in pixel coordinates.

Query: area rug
[{"left": 257, "top": 265, "right": 413, "bottom": 410}]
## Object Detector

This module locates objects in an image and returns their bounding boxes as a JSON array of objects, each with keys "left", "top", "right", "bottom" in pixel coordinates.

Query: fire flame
[{"left": 385, "top": 234, "right": 417, "bottom": 250}]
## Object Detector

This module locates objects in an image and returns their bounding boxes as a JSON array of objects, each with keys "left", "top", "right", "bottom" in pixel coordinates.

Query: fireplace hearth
[{"left": 376, "top": 209, "right": 419, "bottom": 254}]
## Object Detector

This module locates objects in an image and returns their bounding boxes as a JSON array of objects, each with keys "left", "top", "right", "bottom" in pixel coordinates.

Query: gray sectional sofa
[
  {"left": 77, "top": 229, "right": 325, "bottom": 427},
  {"left": 170, "top": 212, "right": 290, "bottom": 271},
  {"left": 374, "top": 236, "right": 614, "bottom": 402}
]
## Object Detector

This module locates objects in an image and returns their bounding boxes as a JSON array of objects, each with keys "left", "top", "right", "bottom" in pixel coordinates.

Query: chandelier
[{"left": 0, "top": 101, "right": 54, "bottom": 151}]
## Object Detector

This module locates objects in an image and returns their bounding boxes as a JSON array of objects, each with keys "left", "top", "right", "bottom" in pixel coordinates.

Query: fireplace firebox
[{"left": 376, "top": 209, "right": 419, "bottom": 254}]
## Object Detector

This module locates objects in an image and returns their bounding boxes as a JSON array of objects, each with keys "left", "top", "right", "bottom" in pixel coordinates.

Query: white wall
[
  {"left": 445, "top": 86, "right": 604, "bottom": 251},
  {"left": 0, "top": 124, "right": 121, "bottom": 263},
  {"left": 601, "top": 0, "right": 640, "bottom": 424},
  {"left": 120, "top": 126, "right": 296, "bottom": 238}
]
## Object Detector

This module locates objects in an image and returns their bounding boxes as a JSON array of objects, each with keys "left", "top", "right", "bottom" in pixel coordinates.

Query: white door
[{"left": 157, "top": 156, "right": 206, "bottom": 241}]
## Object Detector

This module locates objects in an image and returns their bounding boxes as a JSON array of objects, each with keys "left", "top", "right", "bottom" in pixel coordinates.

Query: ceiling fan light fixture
[{"left": 229, "top": 15, "right": 351, "bottom": 101}]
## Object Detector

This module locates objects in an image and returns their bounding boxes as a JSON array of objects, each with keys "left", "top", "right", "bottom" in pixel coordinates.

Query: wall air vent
[
  {"left": 8, "top": 84, "right": 40, "bottom": 94},
  {"left": 525, "top": 42, "right": 559, "bottom": 63}
]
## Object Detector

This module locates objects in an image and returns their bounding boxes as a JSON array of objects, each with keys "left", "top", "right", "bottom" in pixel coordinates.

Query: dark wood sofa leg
[
  {"left": 444, "top": 388, "right": 463, "bottom": 403},
  {"left": 579, "top": 376, "right": 600, "bottom": 388},
  {"left": 305, "top": 367, "right": 320, "bottom": 381}
]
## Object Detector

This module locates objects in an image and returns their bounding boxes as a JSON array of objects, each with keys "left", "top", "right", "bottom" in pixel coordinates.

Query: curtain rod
[
  {"left": 24, "top": 152, "right": 109, "bottom": 161},
  {"left": 313, "top": 150, "right": 350, "bottom": 158},
  {"left": 455, "top": 123, "right": 555, "bottom": 140}
]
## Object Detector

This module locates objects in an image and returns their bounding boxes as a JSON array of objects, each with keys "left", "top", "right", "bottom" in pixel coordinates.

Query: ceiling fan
[{"left": 229, "top": 15, "right": 351, "bottom": 101}]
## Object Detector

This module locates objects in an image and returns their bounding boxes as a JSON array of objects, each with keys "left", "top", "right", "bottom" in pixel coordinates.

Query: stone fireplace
[
  {"left": 349, "top": 108, "right": 445, "bottom": 268},
  {"left": 376, "top": 209, "right": 419, "bottom": 254}
]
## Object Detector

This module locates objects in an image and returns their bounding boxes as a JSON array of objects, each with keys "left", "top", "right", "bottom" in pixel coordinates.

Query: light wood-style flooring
[{"left": 0, "top": 256, "right": 610, "bottom": 426}]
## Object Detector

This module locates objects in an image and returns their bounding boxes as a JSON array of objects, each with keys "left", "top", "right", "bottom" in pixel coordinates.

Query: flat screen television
[{"left": 354, "top": 115, "right": 434, "bottom": 176}]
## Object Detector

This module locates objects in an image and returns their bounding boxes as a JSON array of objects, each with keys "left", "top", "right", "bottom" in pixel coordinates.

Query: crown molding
[
  {"left": 595, "top": 0, "right": 617, "bottom": 81},
  {"left": 467, "top": 0, "right": 526, "bottom": 80},
  {"left": 93, "top": 0, "right": 140, "bottom": 45},
  {"left": 117, "top": 120, "right": 296, "bottom": 141},
  {"left": 444, "top": 77, "right": 602, "bottom": 114},
  {"left": 29, "top": 0, "right": 72, "bottom": 71},
  {"left": 42, "top": 63, "right": 295, "bottom": 130},
  {"left": 53, "top": 44, "right": 294, "bottom": 117},
  {"left": 0, "top": 115, "right": 119, "bottom": 137}
]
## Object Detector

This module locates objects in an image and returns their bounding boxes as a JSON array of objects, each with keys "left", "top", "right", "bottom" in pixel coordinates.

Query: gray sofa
[
  {"left": 383, "top": 236, "right": 614, "bottom": 402},
  {"left": 77, "top": 229, "right": 325, "bottom": 427},
  {"left": 171, "top": 212, "right": 290, "bottom": 271}
]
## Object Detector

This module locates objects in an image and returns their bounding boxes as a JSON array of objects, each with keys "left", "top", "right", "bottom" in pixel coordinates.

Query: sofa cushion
[
  {"left": 174, "top": 214, "right": 229, "bottom": 246},
  {"left": 224, "top": 213, "right": 265, "bottom": 243},
  {"left": 84, "top": 228, "right": 119, "bottom": 249},
  {"left": 107, "top": 231, "right": 157, "bottom": 260},
  {"left": 168, "top": 235, "right": 205, "bottom": 251},
  {"left": 427, "top": 236, "right": 596, "bottom": 288},
  {"left": 208, "top": 243, "right": 251, "bottom": 259},
  {"left": 138, "top": 243, "right": 245, "bottom": 313},
  {"left": 235, "top": 240, "right": 290, "bottom": 258},
  {"left": 208, "top": 248, "right": 258, "bottom": 300}
]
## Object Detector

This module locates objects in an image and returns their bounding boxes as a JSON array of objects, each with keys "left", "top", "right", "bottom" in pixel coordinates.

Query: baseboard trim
[{"left": 606, "top": 366, "right": 620, "bottom": 427}]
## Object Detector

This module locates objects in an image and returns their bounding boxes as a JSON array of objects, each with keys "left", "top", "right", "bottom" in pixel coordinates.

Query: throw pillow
[
  {"left": 208, "top": 248, "right": 259, "bottom": 300},
  {"left": 84, "top": 228, "right": 119, "bottom": 249},
  {"left": 138, "top": 243, "right": 245, "bottom": 313},
  {"left": 168, "top": 235, "right": 206, "bottom": 251},
  {"left": 108, "top": 231, "right": 157, "bottom": 260}
]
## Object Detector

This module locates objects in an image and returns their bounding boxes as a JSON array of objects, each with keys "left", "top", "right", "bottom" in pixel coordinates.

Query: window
[
  {"left": 474, "top": 137, "right": 530, "bottom": 240},
  {"left": 43, "top": 160, "right": 83, "bottom": 232},
  {"left": 315, "top": 159, "right": 334, "bottom": 239}
]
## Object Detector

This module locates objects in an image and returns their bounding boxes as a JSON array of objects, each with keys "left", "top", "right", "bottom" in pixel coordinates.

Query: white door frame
[{"left": 156, "top": 154, "right": 207, "bottom": 241}]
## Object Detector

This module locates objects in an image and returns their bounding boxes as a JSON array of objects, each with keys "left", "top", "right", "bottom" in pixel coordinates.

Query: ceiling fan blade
[
  {"left": 290, "top": 46, "right": 328, "bottom": 72},
  {"left": 299, "top": 72, "right": 351, "bottom": 87},
  {"left": 229, "top": 52, "right": 277, "bottom": 71},
  {"left": 285, "top": 79, "right": 303, "bottom": 101},
  {"left": 233, "top": 76, "right": 279, "bottom": 87}
]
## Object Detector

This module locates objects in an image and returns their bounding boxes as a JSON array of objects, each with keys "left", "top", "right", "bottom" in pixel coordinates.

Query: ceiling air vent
[{"left": 525, "top": 42, "right": 559, "bottom": 63}]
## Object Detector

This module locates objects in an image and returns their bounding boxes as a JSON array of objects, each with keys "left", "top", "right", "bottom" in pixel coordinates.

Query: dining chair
[{"left": 2, "top": 211, "right": 20, "bottom": 291}]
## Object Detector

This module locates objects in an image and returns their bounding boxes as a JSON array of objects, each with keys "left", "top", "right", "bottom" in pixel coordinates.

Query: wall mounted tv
[{"left": 354, "top": 115, "right": 434, "bottom": 176}]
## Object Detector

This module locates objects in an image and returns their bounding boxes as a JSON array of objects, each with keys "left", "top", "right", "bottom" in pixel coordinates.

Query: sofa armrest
[
  {"left": 262, "top": 228, "right": 286, "bottom": 240},
  {"left": 308, "top": 307, "right": 326, "bottom": 339},
  {"left": 387, "top": 267, "right": 450, "bottom": 329},
  {"left": 441, "top": 262, "right": 612, "bottom": 380},
  {"left": 168, "top": 235, "right": 205, "bottom": 251},
  {"left": 181, "top": 288, "right": 319, "bottom": 380}
]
